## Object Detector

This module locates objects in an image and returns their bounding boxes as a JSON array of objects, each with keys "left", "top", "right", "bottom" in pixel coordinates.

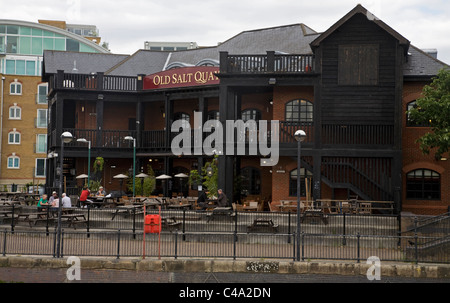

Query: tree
[
  {"left": 189, "top": 155, "right": 218, "bottom": 197},
  {"left": 407, "top": 68, "right": 450, "bottom": 159}
]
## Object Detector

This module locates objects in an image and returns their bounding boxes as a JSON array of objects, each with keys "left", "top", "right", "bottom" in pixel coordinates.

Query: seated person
[
  {"left": 96, "top": 186, "right": 106, "bottom": 196},
  {"left": 79, "top": 187, "right": 93, "bottom": 208},
  {"left": 197, "top": 189, "right": 210, "bottom": 210},
  {"left": 37, "top": 194, "right": 49, "bottom": 211}
]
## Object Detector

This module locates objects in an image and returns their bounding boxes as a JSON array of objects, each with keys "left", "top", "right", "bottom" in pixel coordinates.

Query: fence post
[
  {"left": 10, "top": 204, "right": 15, "bottom": 233},
  {"left": 356, "top": 232, "right": 360, "bottom": 263},
  {"left": 87, "top": 206, "right": 90, "bottom": 238},
  {"left": 342, "top": 213, "right": 347, "bottom": 245},
  {"left": 132, "top": 207, "right": 136, "bottom": 239},
  {"left": 301, "top": 232, "right": 305, "bottom": 261},
  {"left": 52, "top": 227, "right": 57, "bottom": 258},
  {"left": 182, "top": 209, "right": 186, "bottom": 241},
  {"left": 60, "top": 230, "right": 64, "bottom": 258},
  {"left": 2, "top": 229, "right": 6, "bottom": 256},
  {"left": 117, "top": 229, "right": 121, "bottom": 259},
  {"left": 45, "top": 206, "right": 50, "bottom": 236},
  {"left": 174, "top": 231, "right": 178, "bottom": 260},
  {"left": 287, "top": 212, "right": 291, "bottom": 243}
]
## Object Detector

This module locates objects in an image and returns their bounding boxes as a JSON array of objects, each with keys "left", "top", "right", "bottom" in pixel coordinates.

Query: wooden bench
[
  {"left": 301, "top": 209, "right": 329, "bottom": 225},
  {"left": 161, "top": 217, "right": 181, "bottom": 230},
  {"left": 247, "top": 218, "right": 279, "bottom": 233},
  {"left": 206, "top": 207, "right": 234, "bottom": 222}
]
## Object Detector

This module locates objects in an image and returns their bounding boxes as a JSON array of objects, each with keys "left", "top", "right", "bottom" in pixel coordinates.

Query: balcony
[
  {"left": 48, "top": 71, "right": 139, "bottom": 92},
  {"left": 51, "top": 122, "right": 394, "bottom": 155},
  {"left": 220, "top": 51, "right": 315, "bottom": 74}
]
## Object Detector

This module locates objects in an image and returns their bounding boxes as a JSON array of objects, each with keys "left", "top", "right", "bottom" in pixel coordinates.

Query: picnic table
[
  {"left": 111, "top": 205, "right": 144, "bottom": 220},
  {"left": 61, "top": 213, "right": 87, "bottom": 229},
  {"left": 161, "top": 216, "right": 182, "bottom": 230},
  {"left": 247, "top": 218, "right": 279, "bottom": 233},
  {"left": 206, "top": 207, "right": 234, "bottom": 222},
  {"left": 301, "top": 209, "right": 329, "bottom": 225}
]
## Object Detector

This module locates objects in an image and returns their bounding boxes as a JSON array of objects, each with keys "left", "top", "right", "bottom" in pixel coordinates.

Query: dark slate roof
[
  {"left": 104, "top": 23, "right": 320, "bottom": 76},
  {"left": 42, "top": 6, "right": 448, "bottom": 79},
  {"left": 105, "top": 50, "right": 170, "bottom": 76},
  {"left": 42, "top": 50, "right": 129, "bottom": 74},
  {"left": 403, "top": 45, "right": 449, "bottom": 77}
]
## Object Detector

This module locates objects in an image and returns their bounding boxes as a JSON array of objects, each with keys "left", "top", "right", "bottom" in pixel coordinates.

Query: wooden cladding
[{"left": 338, "top": 44, "right": 379, "bottom": 86}]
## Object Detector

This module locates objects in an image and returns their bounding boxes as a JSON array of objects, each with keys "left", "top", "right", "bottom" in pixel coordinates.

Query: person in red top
[{"left": 79, "top": 186, "right": 92, "bottom": 208}]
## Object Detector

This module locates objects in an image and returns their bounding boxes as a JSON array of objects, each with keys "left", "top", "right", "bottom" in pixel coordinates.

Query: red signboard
[{"left": 143, "top": 66, "right": 220, "bottom": 90}]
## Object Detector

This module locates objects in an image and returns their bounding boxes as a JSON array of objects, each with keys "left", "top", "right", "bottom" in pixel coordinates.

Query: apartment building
[{"left": 0, "top": 19, "right": 109, "bottom": 192}]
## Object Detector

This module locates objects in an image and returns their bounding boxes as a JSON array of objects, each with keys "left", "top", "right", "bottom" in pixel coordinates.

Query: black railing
[
  {"left": 221, "top": 51, "right": 315, "bottom": 74},
  {"left": 1, "top": 206, "right": 448, "bottom": 263}
]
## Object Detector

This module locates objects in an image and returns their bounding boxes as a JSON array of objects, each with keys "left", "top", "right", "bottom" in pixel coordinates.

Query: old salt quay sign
[{"left": 143, "top": 66, "right": 220, "bottom": 90}]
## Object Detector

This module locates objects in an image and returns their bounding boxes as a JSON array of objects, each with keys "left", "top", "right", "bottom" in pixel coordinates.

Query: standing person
[
  {"left": 37, "top": 194, "right": 48, "bottom": 211},
  {"left": 217, "top": 189, "right": 229, "bottom": 207},
  {"left": 79, "top": 187, "right": 92, "bottom": 208},
  {"left": 61, "top": 193, "right": 72, "bottom": 208}
]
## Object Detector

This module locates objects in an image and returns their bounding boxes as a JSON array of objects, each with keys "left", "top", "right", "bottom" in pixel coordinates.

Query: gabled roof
[
  {"left": 404, "top": 45, "right": 450, "bottom": 78},
  {"left": 310, "top": 4, "right": 410, "bottom": 52},
  {"left": 42, "top": 50, "right": 129, "bottom": 75}
]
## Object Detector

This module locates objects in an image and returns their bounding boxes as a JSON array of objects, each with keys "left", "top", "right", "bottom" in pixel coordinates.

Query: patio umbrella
[
  {"left": 156, "top": 174, "right": 172, "bottom": 197},
  {"left": 135, "top": 173, "right": 149, "bottom": 196},
  {"left": 113, "top": 174, "right": 129, "bottom": 193},
  {"left": 174, "top": 173, "right": 189, "bottom": 196}
]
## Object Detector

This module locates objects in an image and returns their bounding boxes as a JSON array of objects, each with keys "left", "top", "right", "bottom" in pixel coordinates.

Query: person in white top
[{"left": 61, "top": 193, "right": 72, "bottom": 208}]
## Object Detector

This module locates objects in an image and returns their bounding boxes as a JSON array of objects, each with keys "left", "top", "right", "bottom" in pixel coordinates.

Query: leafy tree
[
  {"left": 189, "top": 155, "right": 218, "bottom": 197},
  {"left": 407, "top": 68, "right": 450, "bottom": 159}
]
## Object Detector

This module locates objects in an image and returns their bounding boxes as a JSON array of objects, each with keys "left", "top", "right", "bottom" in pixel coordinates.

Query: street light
[
  {"left": 57, "top": 131, "right": 73, "bottom": 258},
  {"left": 124, "top": 136, "right": 136, "bottom": 197},
  {"left": 294, "top": 129, "right": 306, "bottom": 261},
  {"left": 77, "top": 138, "right": 91, "bottom": 187}
]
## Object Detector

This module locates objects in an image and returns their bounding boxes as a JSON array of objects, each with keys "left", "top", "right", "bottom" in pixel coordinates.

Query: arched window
[
  {"left": 9, "top": 104, "right": 21, "bottom": 120},
  {"left": 289, "top": 168, "right": 313, "bottom": 197},
  {"left": 10, "top": 80, "right": 22, "bottom": 95},
  {"left": 406, "top": 100, "right": 431, "bottom": 127},
  {"left": 240, "top": 167, "right": 261, "bottom": 195},
  {"left": 285, "top": 99, "right": 313, "bottom": 123},
  {"left": 7, "top": 154, "right": 20, "bottom": 169},
  {"left": 8, "top": 129, "right": 20, "bottom": 144},
  {"left": 406, "top": 169, "right": 440, "bottom": 199}
]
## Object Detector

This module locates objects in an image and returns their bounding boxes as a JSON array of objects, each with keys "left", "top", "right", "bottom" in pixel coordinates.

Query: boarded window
[{"left": 338, "top": 44, "right": 379, "bottom": 85}]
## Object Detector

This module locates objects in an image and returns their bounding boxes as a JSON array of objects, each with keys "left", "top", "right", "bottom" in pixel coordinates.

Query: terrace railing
[{"left": 220, "top": 51, "right": 315, "bottom": 74}]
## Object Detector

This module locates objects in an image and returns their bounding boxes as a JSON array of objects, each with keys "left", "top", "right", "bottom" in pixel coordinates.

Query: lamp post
[
  {"left": 57, "top": 131, "right": 73, "bottom": 258},
  {"left": 124, "top": 136, "right": 136, "bottom": 197},
  {"left": 77, "top": 138, "right": 91, "bottom": 187},
  {"left": 294, "top": 129, "right": 306, "bottom": 261}
]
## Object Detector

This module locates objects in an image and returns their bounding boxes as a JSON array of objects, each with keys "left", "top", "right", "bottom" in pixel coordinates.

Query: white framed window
[
  {"left": 36, "top": 134, "right": 47, "bottom": 153},
  {"left": 36, "top": 109, "right": 47, "bottom": 128},
  {"left": 37, "top": 83, "right": 48, "bottom": 104},
  {"left": 7, "top": 154, "right": 20, "bottom": 169},
  {"left": 35, "top": 158, "right": 46, "bottom": 177},
  {"left": 10, "top": 80, "right": 22, "bottom": 95},
  {"left": 9, "top": 104, "right": 21, "bottom": 120},
  {"left": 8, "top": 129, "right": 20, "bottom": 144}
]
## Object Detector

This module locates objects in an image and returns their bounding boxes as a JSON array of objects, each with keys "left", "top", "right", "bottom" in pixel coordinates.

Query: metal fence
[{"left": 1, "top": 206, "right": 448, "bottom": 264}]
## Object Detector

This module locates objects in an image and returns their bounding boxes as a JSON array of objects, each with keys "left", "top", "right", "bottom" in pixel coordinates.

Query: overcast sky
[{"left": 1, "top": 0, "right": 450, "bottom": 64}]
